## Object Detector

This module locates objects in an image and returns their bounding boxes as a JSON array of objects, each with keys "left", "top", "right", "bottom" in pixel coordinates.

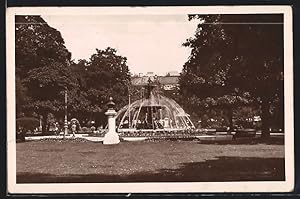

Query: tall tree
[
  {"left": 225, "top": 14, "right": 284, "bottom": 137},
  {"left": 15, "top": 16, "right": 71, "bottom": 78},
  {"left": 180, "top": 15, "right": 251, "bottom": 130},
  {"left": 15, "top": 15, "right": 75, "bottom": 133},
  {"left": 180, "top": 14, "right": 283, "bottom": 137},
  {"left": 71, "top": 48, "right": 131, "bottom": 125}
]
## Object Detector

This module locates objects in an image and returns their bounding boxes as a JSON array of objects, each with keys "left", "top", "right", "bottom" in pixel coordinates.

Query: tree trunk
[
  {"left": 227, "top": 107, "right": 233, "bottom": 132},
  {"left": 41, "top": 114, "right": 47, "bottom": 134},
  {"left": 261, "top": 98, "right": 270, "bottom": 138},
  {"left": 278, "top": 85, "right": 284, "bottom": 130}
]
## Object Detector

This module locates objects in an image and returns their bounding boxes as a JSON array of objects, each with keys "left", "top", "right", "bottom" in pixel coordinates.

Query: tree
[
  {"left": 15, "top": 15, "right": 75, "bottom": 133},
  {"left": 180, "top": 14, "right": 283, "bottom": 137},
  {"left": 70, "top": 48, "right": 131, "bottom": 126},
  {"left": 16, "top": 76, "right": 28, "bottom": 116},
  {"left": 15, "top": 16, "right": 71, "bottom": 79},
  {"left": 225, "top": 14, "right": 284, "bottom": 137},
  {"left": 16, "top": 16, "right": 133, "bottom": 131},
  {"left": 180, "top": 15, "right": 252, "bottom": 130},
  {"left": 23, "top": 61, "right": 78, "bottom": 132}
]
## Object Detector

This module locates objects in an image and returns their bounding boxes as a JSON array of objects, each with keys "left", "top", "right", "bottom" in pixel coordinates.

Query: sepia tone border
[{"left": 6, "top": 6, "right": 294, "bottom": 193}]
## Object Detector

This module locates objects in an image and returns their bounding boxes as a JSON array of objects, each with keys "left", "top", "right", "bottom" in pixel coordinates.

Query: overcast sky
[{"left": 42, "top": 15, "right": 198, "bottom": 75}]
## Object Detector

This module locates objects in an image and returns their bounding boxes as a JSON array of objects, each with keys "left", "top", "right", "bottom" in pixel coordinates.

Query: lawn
[{"left": 17, "top": 139, "right": 285, "bottom": 183}]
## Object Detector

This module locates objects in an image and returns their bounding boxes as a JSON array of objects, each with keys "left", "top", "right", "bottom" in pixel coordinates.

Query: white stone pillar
[{"left": 103, "top": 97, "right": 120, "bottom": 145}]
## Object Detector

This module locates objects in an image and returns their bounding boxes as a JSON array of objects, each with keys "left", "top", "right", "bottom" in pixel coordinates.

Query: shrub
[
  {"left": 16, "top": 117, "right": 39, "bottom": 132},
  {"left": 81, "top": 127, "right": 88, "bottom": 133}
]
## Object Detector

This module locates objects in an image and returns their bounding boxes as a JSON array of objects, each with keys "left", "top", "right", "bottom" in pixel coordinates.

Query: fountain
[{"left": 116, "top": 79, "right": 195, "bottom": 134}]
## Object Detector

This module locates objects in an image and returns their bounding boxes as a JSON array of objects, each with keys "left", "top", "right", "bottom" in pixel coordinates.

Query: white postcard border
[{"left": 6, "top": 6, "right": 294, "bottom": 193}]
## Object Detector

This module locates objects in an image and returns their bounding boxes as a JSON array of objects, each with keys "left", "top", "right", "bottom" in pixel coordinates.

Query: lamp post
[
  {"left": 39, "top": 115, "right": 42, "bottom": 132},
  {"left": 35, "top": 106, "right": 42, "bottom": 132},
  {"left": 64, "top": 88, "right": 68, "bottom": 138}
]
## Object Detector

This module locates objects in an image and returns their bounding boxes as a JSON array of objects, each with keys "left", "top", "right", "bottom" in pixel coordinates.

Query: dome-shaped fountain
[{"left": 116, "top": 79, "right": 195, "bottom": 133}]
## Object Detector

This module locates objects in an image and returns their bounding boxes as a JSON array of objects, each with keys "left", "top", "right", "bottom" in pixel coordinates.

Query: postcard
[{"left": 6, "top": 6, "right": 294, "bottom": 193}]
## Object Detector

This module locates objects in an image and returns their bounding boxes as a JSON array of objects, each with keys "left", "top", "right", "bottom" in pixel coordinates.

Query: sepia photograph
[{"left": 6, "top": 6, "right": 294, "bottom": 193}]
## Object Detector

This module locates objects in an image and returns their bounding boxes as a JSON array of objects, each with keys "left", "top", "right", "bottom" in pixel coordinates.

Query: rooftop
[{"left": 131, "top": 76, "right": 179, "bottom": 86}]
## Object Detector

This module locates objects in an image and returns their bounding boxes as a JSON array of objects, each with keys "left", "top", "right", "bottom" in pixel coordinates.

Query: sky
[{"left": 42, "top": 15, "right": 199, "bottom": 76}]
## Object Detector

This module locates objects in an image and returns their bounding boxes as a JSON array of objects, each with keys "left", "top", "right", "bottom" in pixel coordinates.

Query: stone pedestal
[{"left": 103, "top": 98, "right": 120, "bottom": 145}]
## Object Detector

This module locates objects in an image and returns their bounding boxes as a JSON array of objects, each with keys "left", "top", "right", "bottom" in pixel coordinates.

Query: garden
[{"left": 15, "top": 14, "right": 285, "bottom": 184}]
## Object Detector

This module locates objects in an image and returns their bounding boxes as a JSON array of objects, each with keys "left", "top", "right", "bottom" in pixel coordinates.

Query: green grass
[{"left": 17, "top": 140, "right": 285, "bottom": 183}]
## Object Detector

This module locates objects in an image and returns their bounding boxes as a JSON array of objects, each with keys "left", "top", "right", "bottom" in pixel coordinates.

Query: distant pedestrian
[
  {"left": 54, "top": 122, "right": 60, "bottom": 136},
  {"left": 71, "top": 123, "right": 77, "bottom": 137}
]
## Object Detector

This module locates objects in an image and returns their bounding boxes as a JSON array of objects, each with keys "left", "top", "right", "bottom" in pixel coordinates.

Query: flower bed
[
  {"left": 37, "top": 137, "right": 91, "bottom": 143},
  {"left": 84, "top": 129, "right": 231, "bottom": 140},
  {"left": 118, "top": 129, "right": 206, "bottom": 138},
  {"left": 87, "top": 131, "right": 106, "bottom": 137}
]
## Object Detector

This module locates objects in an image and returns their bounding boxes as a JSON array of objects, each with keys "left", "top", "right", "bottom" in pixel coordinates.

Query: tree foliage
[
  {"left": 15, "top": 15, "right": 75, "bottom": 132},
  {"left": 70, "top": 48, "right": 131, "bottom": 124},
  {"left": 180, "top": 14, "right": 284, "bottom": 136},
  {"left": 16, "top": 16, "right": 132, "bottom": 130},
  {"left": 15, "top": 16, "right": 71, "bottom": 78}
]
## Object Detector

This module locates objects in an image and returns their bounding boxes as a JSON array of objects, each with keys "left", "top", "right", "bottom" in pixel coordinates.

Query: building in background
[{"left": 131, "top": 71, "right": 179, "bottom": 91}]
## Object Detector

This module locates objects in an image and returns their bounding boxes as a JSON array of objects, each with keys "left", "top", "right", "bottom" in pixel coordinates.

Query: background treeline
[
  {"left": 16, "top": 15, "right": 284, "bottom": 137},
  {"left": 16, "top": 16, "right": 131, "bottom": 133}
]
